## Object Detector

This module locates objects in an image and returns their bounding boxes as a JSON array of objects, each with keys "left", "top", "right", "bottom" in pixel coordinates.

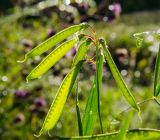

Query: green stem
[
  {"left": 52, "top": 128, "right": 160, "bottom": 139},
  {"left": 75, "top": 79, "right": 83, "bottom": 136},
  {"left": 115, "top": 96, "right": 160, "bottom": 121},
  {"left": 80, "top": 34, "right": 96, "bottom": 46},
  {"left": 153, "top": 97, "right": 160, "bottom": 106},
  {"left": 119, "top": 97, "right": 155, "bottom": 115},
  {"left": 96, "top": 46, "right": 103, "bottom": 133}
]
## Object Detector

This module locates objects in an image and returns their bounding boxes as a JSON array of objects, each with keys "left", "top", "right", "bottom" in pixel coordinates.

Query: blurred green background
[{"left": 0, "top": 0, "right": 160, "bottom": 139}]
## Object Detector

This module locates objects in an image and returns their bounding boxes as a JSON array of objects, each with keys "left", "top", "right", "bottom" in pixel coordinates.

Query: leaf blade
[
  {"left": 96, "top": 48, "right": 104, "bottom": 133},
  {"left": 154, "top": 44, "right": 160, "bottom": 97},
  {"left": 75, "top": 80, "right": 83, "bottom": 136},
  {"left": 117, "top": 111, "right": 133, "bottom": 140},
  {"left": 82, "top": 49, "right": 103, "bottom": 135},
  {"left": 82, "top": 80, "right": 97, "bottom": 135},
  {"left": 73, "top": 39, "right": 91, "bottom": 136}
]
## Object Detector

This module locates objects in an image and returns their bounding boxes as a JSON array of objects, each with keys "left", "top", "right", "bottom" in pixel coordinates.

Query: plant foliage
[{"left": 19, "top": 23, "right": 160, "bottom": 139}]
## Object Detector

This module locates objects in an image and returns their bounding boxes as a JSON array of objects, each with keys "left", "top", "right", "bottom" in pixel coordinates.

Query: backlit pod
[
  {"left": 37, "top": 39, "right": 92, "bottom": 135},
  {"left": 18, "top": 23, "right": 89, "bottom": 63},
  {"left": 99, "top": 38, "right": 140, "bottom": 112},
  {"left": 26, "top": 38, "right": 77, "bottom": 81},
  {"left": 36, "top": 61, "right": 83, "bottom": 136}
]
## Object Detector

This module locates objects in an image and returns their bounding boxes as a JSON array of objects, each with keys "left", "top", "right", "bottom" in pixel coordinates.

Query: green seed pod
[
  {"left": 26, "top": 38, "right": 77, "bottom": 81},
  {"left": 17, "top": 23, "right": 89, "bottom": 63},
  {"left": 99, "top": 38, "right": 140, "bottom": 112},
  {"left": 35, "top": 61, "right": 83, "bottom": 136}
]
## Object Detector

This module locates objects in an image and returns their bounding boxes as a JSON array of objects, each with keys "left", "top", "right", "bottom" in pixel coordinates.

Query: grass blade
[
  {"left": 56, "top": 129, "right": 160, "bottom": 140},
  {"left": 99, "top": 38, "right": 140, "bottom": 112},
  {"left": 27, "top": 38, "right": 77, "bottom": 81},
  {"left": 82, "top": 48, "right": 103, "bottom": 135},
  {"left": 96, "top": 48, "right": 104, "bottom": 133},
  {"left": 76, "top": 104, "right": 83, "bottom": 136},
  {"left": 82, "top": 78, "right": 97, "bottom": 135},
  {"left": 36, "top": 61, "right": 83, "bottom": 136},
  {"left": 154, "top": 44, "right": 160, "bottom": 97},
  {"left": 117, "top": 111, "right": 133, "bottom": 140},
  {"left": 18, "top": 23, "right": 89, "bottom": 62},
  {"left": 73, "top": 39, "right": 92, "bottom": 136},
  {"left": 75, "top": 80, "right": 83, "bottom": 136}
]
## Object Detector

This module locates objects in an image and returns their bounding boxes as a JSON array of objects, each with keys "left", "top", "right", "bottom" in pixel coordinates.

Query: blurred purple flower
[
  {"left": 34, "top": 97, "right": 46, "bottom": 107},
  {"left": 29, "top": 97, "right": 47, "bottom": 113},
  {"left": 14, "top": 90, "right": 28, "bottom": 98},
  {"left": 66, "top": 47, "right": 76, "bottom": 58},
  {"left": 47, "top": 28, "right": 56, "bottom": 38},
  {"left": 14, "top": 113, "right": 25, "bottom": 123},
  {"left": 109, "top": 3, "right": 122, "bottom": 18}
]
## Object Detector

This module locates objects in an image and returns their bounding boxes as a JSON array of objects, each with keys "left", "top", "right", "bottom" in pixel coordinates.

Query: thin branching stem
[
  {"left": 88, "top": 25, "right": 96, "bottom": 37},
  {"left": 153, "top": 97, "right": 160, "bottom": 106},
  {"left": 80, "top": 34, "right": 96, "bottom": 46},
  {"left": 117, "top": 96, "right": 160, "bottom": 118}
]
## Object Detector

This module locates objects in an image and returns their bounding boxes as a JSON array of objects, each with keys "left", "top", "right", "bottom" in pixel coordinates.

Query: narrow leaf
[
  {"left": 96, "top": 48, "right": 104, "bottom": 133},
  {"left": 27, "top": 38, "right": 77, "bottom": 81},
  {"left": 82, "top": 79, "right": 97, "bottom": 135},
  {"left": 18, "top": 23, "right": 89, "bottom": 62},
  {"left": 57, "top": 129, "right": 160, "bottom": 140},
  {"left": 82, "top": 49, "right": 103, "bottom": 135},
  {"left": 76, "top": 104, "right": 83, "bottom": 136},
  {"left": 154, "top": 44, "right": 160, "bottom": 97},
  {"left": 75, "top": 80, "right": 83, "bottom": 136},
  {"left": 117, "top": 111, "right": 133, "bottom": 140},
  {"left": 36, "top": 61, "right": 83, "bottom": 136},
  {"left": 99, "top": 38, "right": 140, "bottom": 112},
  {"left": 73, "top": 39, "right": 92, "bottom": 136}
]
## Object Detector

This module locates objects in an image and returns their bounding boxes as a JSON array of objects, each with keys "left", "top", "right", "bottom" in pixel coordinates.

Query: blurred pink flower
[
  {"left": 109, "top": 3, "right": 122, "bottom": 18},
  {"left": 14, "top": 90, "right": 28, "bottom": 98},
  {"left": 66, "top": 47, "right": 77, "bottom": 58}
]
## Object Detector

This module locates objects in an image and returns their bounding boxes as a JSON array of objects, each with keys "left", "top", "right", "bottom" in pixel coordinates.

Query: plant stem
[
  {"left": 119, "top": 97, "right": 155, "bottom": 115},
  {"left": 96, "top": 46, "right": 103, "bottom": 133},
  {"left": 88, "top": 25, "right": 96, "bottom": 37},
  {"left": 80, "top": 34, "right": 96, "bottom": 46},
  {"left": 75, "top": 79, "right": 83, "bottom": 136},
  {"left": 115, "top": 96, "right": 160, "bottom": 121},
  {"left": 153, "top": 97, "right": 160, "bottom": 106}
]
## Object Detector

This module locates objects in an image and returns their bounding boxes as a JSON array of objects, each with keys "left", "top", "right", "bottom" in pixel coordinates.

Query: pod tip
[
  {"left": 17, "top": 57, "right": 27, "bottom": 63},
  {"left": 34, "top": 133, "right": 41, "bottom": 137},
  {"left": 48, "top": 131, "right": 52, "bottom": 137},
  {"left": 81, "top": 22, "right": 90, "bottom": 29},
  {"left": 26, "top": 78, "right": 29, "bottom": 83}
]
